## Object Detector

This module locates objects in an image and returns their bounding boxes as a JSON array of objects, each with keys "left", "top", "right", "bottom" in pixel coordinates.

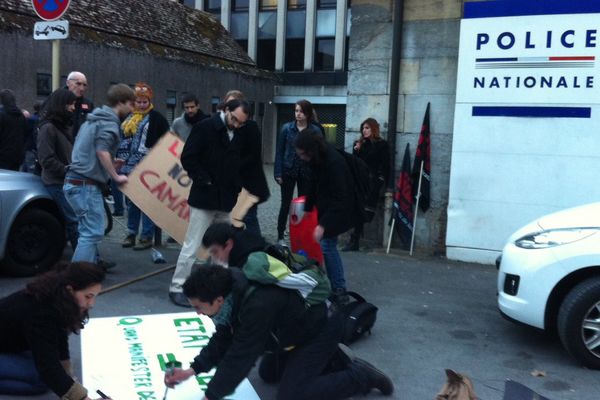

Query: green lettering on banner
[
  {"left": 156, "top": 353, "right": 179, "bottom": 371},
  {"left": 195, "top": 374, "right": 214, "bottom": 390},
  {"left": 173, "top": 317, "right": 207, "bottom": 332},
  {"left": 119, "top": 317, "right": 143, "bottom": 326},
  {"left": 137, "top": 390, "right": 156, "bottom": 399}
]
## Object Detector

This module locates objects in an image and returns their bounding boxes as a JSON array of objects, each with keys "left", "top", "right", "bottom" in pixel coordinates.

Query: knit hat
[{"left": 134, "top": 82, "right": 153, "bottom": 100}]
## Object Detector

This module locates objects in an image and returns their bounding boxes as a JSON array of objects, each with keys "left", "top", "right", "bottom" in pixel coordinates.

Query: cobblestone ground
[{"left": 107, "top": 164, "right": 288, "bottom": 248}]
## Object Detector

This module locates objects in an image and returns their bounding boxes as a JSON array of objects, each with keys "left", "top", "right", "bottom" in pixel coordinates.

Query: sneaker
[
  {"left": 133, "top": 238, "right": 153, "bottom": 251},
  {"left": 96, "top": 259, "right": 117, "bottom": 272},
  {"left": 354, "top": 357, "right": 394, "bottom": 396},
  {"left": 122, "top": 234, "right": 136, "bottom": 248},
  {"left": 169, "top": 292, "right": 191, "bottom": 308}
]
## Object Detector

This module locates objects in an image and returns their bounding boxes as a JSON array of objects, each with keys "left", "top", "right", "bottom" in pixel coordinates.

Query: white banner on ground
[{"left": 81, "top": 312, "right": 261, "bottom": 400}]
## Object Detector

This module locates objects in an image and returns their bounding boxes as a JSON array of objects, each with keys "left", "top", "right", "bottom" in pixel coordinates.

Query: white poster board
[
  {"left": 81, "top": 312, "right": 260, "bottom": 400},
  {"left": 447, "top": 1, "right": 600, "bottom": 264}
]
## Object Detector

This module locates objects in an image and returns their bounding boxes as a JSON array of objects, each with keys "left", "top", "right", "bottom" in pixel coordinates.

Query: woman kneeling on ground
[{"left": 0, "top": 262, "right": 107, "bottom": 399}]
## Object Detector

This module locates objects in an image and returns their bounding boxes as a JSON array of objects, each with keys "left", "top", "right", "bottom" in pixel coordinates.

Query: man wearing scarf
[
  {"left": 118, "top": 82, "right": 170, "bottom": 250},
  {"left": 171, "top": 93, "right": 208, "bottom": 142}
]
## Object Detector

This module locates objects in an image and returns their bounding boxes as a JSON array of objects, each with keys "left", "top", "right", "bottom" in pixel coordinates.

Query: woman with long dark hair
[
  {"left": 0, "top": 262, "right": 105, "bottom": 399},
  {"left": 274, "top": 99, "right": 323, "bottom": 244},
  {"left": 37, "top": 88, "right": 79, "bottom": 250},
  {"left": 342, "top": 117, "right": 390, "bottom": 251}
]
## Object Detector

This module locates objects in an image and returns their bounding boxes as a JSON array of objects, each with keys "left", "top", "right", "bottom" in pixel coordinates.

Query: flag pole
[
  {"left": 386, "top": 217, "right": 395, "bottom": 254},
  {"left": 410, "top": 160, "right": 424, "bottom": 256}
]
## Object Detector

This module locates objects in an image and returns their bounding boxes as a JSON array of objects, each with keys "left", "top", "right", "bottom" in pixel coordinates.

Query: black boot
[
  {"left": 342, "top": 233, "right": 359, "bottom": 252},
  {"left": 353, "top": 357, "right": 394, "bottom": 396}
]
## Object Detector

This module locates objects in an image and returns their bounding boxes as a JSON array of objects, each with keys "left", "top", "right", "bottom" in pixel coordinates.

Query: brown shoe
[
  {"left": 133, "top": 238, "right": 152, "bottom": 250},
  {"left": 122, "top": 234, "right": 136, "bottom": 248}
]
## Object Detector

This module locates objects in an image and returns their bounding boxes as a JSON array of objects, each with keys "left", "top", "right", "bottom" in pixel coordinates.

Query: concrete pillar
[
  {"left": 248, "top": 0, "right": 258, "bottom": 61},
  {"left": 221, "top": 0, "right": 231, "bottom": 30},
  {"left": 194, "top": 0, "right": 203, "bottom": 11},
  {"left": 275, "top": 0, "right": 287, "bottom": 71},
  {"left": 304, "top": 0, "right": 316, "bottom": 71},
  {"left": 334, "top": 0, "right": 347, "bottom": 71}
]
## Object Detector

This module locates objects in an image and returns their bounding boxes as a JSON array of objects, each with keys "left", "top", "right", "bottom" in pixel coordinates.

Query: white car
[{"left": 498, "top": 202, "right": 600, "bottom": 369}]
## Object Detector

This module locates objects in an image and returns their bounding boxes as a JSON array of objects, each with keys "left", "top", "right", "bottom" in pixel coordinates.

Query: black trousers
[
  {"left": 277, "top": 174, "right": 308, "bottom": 239},
  {"left": 259, "top": 310, "right": 365, "bottom": 400}
]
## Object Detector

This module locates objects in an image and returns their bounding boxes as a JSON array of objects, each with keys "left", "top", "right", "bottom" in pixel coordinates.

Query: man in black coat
[
  {"left": 164, "top": 264, "right": 394, "bottom": 400},
  {"left": 295, "top": 130, "right": 356, "bottom": 305},
  {"left": 65, "top": 71, "right": 94, "bottom": 138},
  {"left": 0, "top": 89, "right": 26, "bottom": 171},
  {"left": 168, "top": 99, "right": 250, "bottom": 307}
]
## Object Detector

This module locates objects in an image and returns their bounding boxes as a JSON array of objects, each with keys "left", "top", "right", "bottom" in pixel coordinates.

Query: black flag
[
  {"left": 411, "top": 102, "right": 431, "bottom": 212},
  {"left": 392, "top": 143, "right": 414, "bottom": 246}
]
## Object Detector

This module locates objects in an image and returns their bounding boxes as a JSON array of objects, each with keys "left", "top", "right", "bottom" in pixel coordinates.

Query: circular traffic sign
[{"left": 31, "top": 0, "right": 71, "bottom": 21}]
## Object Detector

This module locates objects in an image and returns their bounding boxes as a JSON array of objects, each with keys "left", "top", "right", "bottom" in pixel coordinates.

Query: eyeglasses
[{"left": 68, "top": 79, "right": 87, "bottom": 87}]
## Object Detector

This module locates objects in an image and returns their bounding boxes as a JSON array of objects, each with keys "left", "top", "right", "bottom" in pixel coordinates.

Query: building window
[
  {"left": 231, "top": 12, "right": 249, "bottom": 39},
  {"left": 211, "top": 96, "right": 220, "bottom": 113},
  {"left": 236, "top": 39, "right": 249, "bottom": 52},
  {"left": 317, "top": 0, "right": 336, "bottom": 8},
  {"left": 233, "top": 0, "right": 249, "bottom": 11},
  {"left": 204, "top": 0, "right": 221, "bottom": 11},
  {"left": 36, "top": 73, "right": 52, "bottom": 96},
  {"left": 288, "top": 0, "right": 305, "bottom": 9},
  {"left": 260, "top": 0, "right": 277, "bottom": 11},
  {"left": 315, "top": 38, "right": 335, "bottom": 71},
  {"left": 257, "top": 39, "right": 276, "bottom": 69},
  {"left": 285, "top": 9, "right": 305, "bottom": 71}
]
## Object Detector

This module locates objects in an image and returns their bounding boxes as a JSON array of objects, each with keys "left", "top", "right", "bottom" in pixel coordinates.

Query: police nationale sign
[{"left": 456, "top": 13, "right": 600, "bottom": 105}]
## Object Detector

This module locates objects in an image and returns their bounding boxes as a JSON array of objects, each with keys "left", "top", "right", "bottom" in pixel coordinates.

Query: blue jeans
[
  {"left": 45, "top": 184, "right": 79, "bottom": 250},
  {"left": 126, "top": 199, "right": 155, "bottom": 240},
  {"left": 244, "top": 204, "right": 262, "bottom": 237},
  {"left": 320, "top": 236, "right": 346, "bottom": 292},
  {"left": 111, "top": 180, "right": 124, "bottom": 214},
  {"left": 63, "top": 181, "right": 105, "bottom": 263},
  {"left": 0, "top": 352, "right": 48, "bottom": 395}
]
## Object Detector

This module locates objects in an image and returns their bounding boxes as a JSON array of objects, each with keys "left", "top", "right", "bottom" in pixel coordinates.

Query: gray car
[{"left": 0, "top": 169, "right": 66, "bottom": 276}]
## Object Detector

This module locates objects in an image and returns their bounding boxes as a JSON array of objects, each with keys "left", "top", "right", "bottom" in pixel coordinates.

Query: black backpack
[
  {"left": 336, "top": 149, "right": 373, "bottom": 223},
  {"left": 338, "top": 291, "right": 378, "bottom": 344}
]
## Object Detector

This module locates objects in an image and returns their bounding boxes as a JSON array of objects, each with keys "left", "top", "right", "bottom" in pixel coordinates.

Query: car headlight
[{"left": 515, "top": 228, "right": 599, "bottom": 249}]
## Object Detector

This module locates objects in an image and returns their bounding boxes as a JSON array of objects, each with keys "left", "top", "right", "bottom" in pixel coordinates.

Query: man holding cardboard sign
[{"left": 168, "top": 99, "right": 250, "bottom": 307}]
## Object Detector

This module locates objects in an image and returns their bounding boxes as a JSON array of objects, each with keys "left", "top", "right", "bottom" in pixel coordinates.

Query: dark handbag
[{"left": 339, "top": 291, "right": 378, "bottom": 344}]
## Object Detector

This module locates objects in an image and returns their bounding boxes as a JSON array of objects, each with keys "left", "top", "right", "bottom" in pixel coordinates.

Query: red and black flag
[
  {"left": 392, "top": 143, "right": 414, "bottom": 246},
  {"left": 412, "top": 102, "right": 431, "bottom": 212}
]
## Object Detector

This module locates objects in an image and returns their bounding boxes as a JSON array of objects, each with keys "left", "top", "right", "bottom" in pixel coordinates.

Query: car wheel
[
  {"left": 557, "top": 276, "right": 600, "bottom": 369},
  {"left": 0, "top": 208, "right": 66, "bottom": 277}
]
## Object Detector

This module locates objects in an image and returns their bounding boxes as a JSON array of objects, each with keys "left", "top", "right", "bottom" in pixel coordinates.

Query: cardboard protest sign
[
  {"left": 120, "top": 133, "right": 206, "bottom": 258},
  {"left": 81, "top": 312, "right": 261, "bottom": 400}
]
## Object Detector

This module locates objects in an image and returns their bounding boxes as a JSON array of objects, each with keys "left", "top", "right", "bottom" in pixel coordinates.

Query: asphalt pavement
[{"left": 1, "top": 167, "right": 599, "bottom": 399}]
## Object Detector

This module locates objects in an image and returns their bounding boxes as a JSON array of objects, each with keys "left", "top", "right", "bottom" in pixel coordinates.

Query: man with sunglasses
[
  {"left": 168, "top": 99, "right": 250, "bottom": 307},
  {"left": 65, "top": 71, "right": 94, "bottom": 138}
]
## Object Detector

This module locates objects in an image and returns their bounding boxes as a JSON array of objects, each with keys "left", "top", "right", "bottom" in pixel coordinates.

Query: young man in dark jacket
[
  {"left": 0, "top": 89, "right": 26, "bottom": 171},
  {"left": 169, "top": 100, "right": 250, "bottom": 307},
  {"left": 164, "top": 264, "right": 394, "bottom": 400}
]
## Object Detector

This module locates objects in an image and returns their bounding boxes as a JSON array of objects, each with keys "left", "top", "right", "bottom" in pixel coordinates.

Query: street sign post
[
  {"left": 31, "top": 0, "right": 72, "bottom": 91},
  {"left": 31, "top": 0, "right": 71, "bottom": 21},
  {"left": 33, "top": 20, "right": 69, "bottom": 40}
]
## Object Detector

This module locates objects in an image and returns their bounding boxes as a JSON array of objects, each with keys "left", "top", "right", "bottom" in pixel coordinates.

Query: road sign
[
  {"left": 31, "top": 0, "right": 71, "bottom": 21},
  {"left": 33, "top": 20, "right": 69, "bottom": 40}
]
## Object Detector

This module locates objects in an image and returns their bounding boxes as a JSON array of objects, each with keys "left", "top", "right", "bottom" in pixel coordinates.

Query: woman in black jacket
[
  {"left": 342, "top": 118, "right": 390, "bottom": 251},
  {"left": 0, "top": 262, "right": 105, "bottom": 399},
  {"left": 37, "top": 88, "right": 79, "bottom": 250}
]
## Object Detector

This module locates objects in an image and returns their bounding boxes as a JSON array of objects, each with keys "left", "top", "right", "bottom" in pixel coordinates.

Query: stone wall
[
  {"left": 346, "top": 0, "right": 463, "bottom": 254},
  {"left": 0, "top": 31, "right": 275, "bottom": 153}
]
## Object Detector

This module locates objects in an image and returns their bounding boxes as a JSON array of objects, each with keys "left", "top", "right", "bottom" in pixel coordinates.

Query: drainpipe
[{"left": 382, "top": 0, "right": 404, "bottom": 247}]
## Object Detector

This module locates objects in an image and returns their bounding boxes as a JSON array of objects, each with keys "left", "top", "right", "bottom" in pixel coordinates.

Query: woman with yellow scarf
[{"left": 117, "top": 82, "right": 170, "bottom": 250}]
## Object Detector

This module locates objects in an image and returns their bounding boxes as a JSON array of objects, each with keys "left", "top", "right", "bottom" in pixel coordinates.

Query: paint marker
[{"left": 96, "top": 389, "right": 110, "bottom": 399}]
